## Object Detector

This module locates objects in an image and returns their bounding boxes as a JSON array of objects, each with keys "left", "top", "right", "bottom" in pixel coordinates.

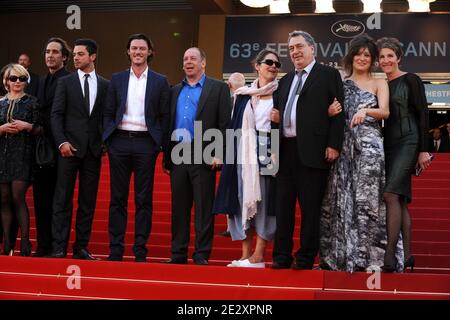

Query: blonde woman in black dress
[{"left": 0, "top": 64, "right": 40, "bottom": 256}]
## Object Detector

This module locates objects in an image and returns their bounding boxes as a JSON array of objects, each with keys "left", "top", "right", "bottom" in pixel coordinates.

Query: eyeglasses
[
  {"left": 262, "top": 59, "right": 281, "bottom": 68},
  {"left": 8, "top": 75, "right": 28, "bottom": 82}
]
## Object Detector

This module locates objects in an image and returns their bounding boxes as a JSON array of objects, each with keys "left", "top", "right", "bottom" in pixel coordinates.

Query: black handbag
[{"left": 35, "top": 134, "right": 55, "bottom": 167}]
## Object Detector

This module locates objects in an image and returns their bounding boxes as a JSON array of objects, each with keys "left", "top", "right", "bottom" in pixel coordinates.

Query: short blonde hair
[{"left": 2, "top": 63, "right": 30, "bottom": 92}]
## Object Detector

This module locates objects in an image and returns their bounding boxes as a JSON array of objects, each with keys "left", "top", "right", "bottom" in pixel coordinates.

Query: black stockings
[
  {"left": 383, "top": 192, "right": 412, "bottom": 266},
  {"left": 0, "top": 181, "right": 31, "bottom": 255}
]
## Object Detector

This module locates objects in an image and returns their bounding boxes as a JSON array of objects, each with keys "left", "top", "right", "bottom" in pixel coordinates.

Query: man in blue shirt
[{"left": 163, "top": 47, "right": 231, "bottom": 265}]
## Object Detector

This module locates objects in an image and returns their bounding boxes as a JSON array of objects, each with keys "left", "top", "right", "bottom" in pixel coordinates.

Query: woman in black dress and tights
[
  {"left": 0, "top": 64, "right": 40, "bottom": 256},
  {"left": 377, "top": 38, "right": 432, "bottom": 272}
]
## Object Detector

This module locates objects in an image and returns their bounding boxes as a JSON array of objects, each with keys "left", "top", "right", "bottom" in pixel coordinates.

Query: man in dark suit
[
  {"left": 441, "top": 123, "right": 450, "bottom": 153},
  {"left": 272, "top": 30, "right": 345, "bottom": 270},
  {"left": 50, "top": 39, "right": 109, "bottom": 259},
  {"left": 162, "top": 47, "right": 231, "bottom": 265},
  {"left": 430, "top": 127, "right": 450, "bottom": 153},
  {"left": 18, "top": 53, "right": 39, "bottom": 97},
  {"left": 33, "top": 37, "right": 71, "bottom": 257},
  {"left": 103, "top": 34, "right": 170, "bottom": 262}
]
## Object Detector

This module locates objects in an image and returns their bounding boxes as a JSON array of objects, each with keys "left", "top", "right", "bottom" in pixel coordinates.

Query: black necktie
[{"left": 84, "top": 74, "right": 90, "bottom": 114}]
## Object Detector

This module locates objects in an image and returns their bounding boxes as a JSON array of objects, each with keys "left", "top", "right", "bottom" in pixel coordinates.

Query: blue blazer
[{"left": 102, "top": 68, "right": 170, "bottom": 148}]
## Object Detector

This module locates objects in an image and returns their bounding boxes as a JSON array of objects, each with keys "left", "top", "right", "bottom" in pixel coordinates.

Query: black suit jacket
[
  {"left": 440, "top": 134, "right": 450, "bottom": 152},
  {"left": 37, "top": 68, "right": 70, "bottom": 146},
  {"left": 102, "top": 68, "right": 170, "bottom": 147},
  {"left": 164, "top": 76, "right": 231, "bottom": 169},
  {"left": 430, "top": 137, "right": 450, "bottom": 153},
  {"left": 51, "top": 72, "right": 110, "bottom": 158},
  {"left": 274, "top": 63, "right": 345, "bottom": 169},
  {"left": 25, "top": 71, "right": 39, "bottom": 97}
]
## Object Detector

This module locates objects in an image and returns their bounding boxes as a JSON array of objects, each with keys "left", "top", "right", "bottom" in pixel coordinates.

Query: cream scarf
[{"left": 236, "top": 79, "right": 278, "bottom": 229}]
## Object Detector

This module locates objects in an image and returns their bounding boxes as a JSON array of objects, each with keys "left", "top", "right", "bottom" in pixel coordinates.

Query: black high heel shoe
[
  {"left": 404, "top": 256, "right": 415, "bottom": 273},
  {"left": 2, "top": 242, "right": 13, "bottom": 256},
  {"left": 20, "top": 240, "right": 31, "bottom": 257},
  {"left": 381, "top": 257, "right": 397, "bottom": 273}
]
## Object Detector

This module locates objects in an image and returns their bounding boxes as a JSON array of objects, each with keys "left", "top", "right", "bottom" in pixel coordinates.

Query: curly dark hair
[{"left": 343, "top": 34, "right": 378, "bottom": 77}]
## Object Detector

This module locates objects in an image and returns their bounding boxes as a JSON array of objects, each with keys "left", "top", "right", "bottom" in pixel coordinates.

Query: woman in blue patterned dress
[{"left": 319, "top": 35, "right": 396, "bottom": 272}]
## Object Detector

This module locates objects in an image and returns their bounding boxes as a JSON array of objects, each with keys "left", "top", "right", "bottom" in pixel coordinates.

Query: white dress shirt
[
  {"left": 118, "top": 67, "right": 148, "bottom": 131},
  {"left": 77, "top": 69, "right": 98, "bottom": 115},
  {"left": 254, "top": 98, "right": 273, "bottom": 133},
  {"left": 283, "top": 59, "right": 316, "bottom": 138}
]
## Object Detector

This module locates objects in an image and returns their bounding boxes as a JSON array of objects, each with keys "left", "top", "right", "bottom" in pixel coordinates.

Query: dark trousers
[
  {"left": 107, "top": 131, "right": 158, "bottom": 259},
  {"left": 52, "top": 149, "right": 101, "bottom": 253},
  {"left": 33, "top": 164, "right": 57, "bottom": 253},
  {"left": 272, "top": 138, "right": 330, "bottom": 268},
  {"left": 170, "top": 163, "right": 216, "bottom": 260}
]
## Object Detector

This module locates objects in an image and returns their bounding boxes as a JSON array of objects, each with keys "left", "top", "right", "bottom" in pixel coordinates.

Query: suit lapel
[
  {"left": 279, "top": 71, "right": 295, "bottom": 116},
  {"left": 195, "top": 76, "right": 211, "bottom": 119},
  {"left": 145, "top": 70, "right": 155, "bottom": 115},
  {"left": 299, "top": 63, "right": 320, "bottom": 97},
  {"left": 120, "top": 70, "right": 130, "bottom": 114},
  {"left": 171, "top": 84, "right": 183, "bottom": 121},
  {"left": 71, "top": 73, "right": 88, "bottom": 115}
]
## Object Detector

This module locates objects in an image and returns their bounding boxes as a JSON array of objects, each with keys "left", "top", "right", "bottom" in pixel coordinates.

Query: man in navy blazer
[{"left": 103, "top": 33, "right": 170, "bottom": 262}]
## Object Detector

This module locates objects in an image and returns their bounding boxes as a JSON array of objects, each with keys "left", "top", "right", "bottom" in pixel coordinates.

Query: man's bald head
[{"left": 227, "top": 72, "right": 246, "bottom": 93}]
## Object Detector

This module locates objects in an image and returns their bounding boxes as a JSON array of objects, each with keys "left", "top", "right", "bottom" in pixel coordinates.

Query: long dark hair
[{"left": 44, "top": 37, "right": 72, "bottom": 66}]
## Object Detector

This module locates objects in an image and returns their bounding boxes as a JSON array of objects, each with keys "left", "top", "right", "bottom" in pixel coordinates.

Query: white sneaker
[
  {"left": 238, "top": 259, "right": 265, "bottom": 268},
  {"left": 226, "top": 260, "right": 241, "bottom": 267}
]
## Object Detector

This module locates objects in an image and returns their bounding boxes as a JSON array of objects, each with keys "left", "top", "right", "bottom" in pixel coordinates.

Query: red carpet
[{"left": 1, "top": 153, "right": 450, "bottom": 300}]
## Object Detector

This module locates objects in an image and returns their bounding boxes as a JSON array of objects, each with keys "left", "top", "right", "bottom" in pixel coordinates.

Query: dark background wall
[
  {"left": 0, "top": 10, "right": 197, "bottom": 85},
  {"left": 1, "top": 0, "right": 450, "bottom": 84}
]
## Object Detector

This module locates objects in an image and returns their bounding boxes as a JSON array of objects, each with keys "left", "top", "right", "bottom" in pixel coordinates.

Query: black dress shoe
[
  {"left": 292, "top": 262, "right": 313, "bottom": 270},
  {"left": 32, "top": 249, "right": 50, "bottom": 257},
  {"left": 135, "top": 256, "right": 146, "bottom": 263},
  {"left": 20, "top": 240, "right": 32, "bottom": 256},
  {"left": 106, "top": 255, "right": 123, "bottom": 261},
  {"left": 72, "top": 249, "right": 98, "bottom": 260},
  {"left": 318, "top": 263, "right": 332, "bottom": 271},
  {"left": 271, "top": 261, "right": 291, "bottom": 269},
  {"left": 50, "top": 250, "right": 66, "bottom": 258},
  {"left": 218, "top": 230, "right": 231, "bottom": 237},
  {"left": 161, "top": 257, "right": 187, "bottom": 264},
  {"left": 193, "top": 257, "right": 208, "bottom": 265}
]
